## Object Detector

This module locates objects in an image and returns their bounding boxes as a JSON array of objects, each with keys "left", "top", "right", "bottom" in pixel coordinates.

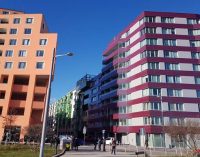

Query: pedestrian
[
  {"left": 98, "top": 137, "right": 102, "bottom": 151},
  {"left": 93, "top": 138, "right": 98, "bottom": 150},
  {"left": 111, "top": 139, "right": 116, "bottom": 155},
  {"left": 103, "top": 137, "right": 106, "bottom": 151},
  {"left": 75, "top": 137, "right": 79, "bottom": 151}
]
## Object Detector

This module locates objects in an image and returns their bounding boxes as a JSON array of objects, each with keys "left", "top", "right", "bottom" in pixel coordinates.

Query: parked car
[{"left": 105, "top": 137, "right": 114, "bottom": 145}]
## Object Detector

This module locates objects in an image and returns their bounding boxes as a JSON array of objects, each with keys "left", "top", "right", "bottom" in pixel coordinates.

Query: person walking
[
  {"left": 98, "top": 137, "right": 102, "bottom": 151},
  {"left": 111, "top": 138, "right": 116, "bottom": 155}
]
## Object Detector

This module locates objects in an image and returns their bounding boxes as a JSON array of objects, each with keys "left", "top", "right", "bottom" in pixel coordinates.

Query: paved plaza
[{"left": 61, "top": 145, "right": 186, "bottom": 157}]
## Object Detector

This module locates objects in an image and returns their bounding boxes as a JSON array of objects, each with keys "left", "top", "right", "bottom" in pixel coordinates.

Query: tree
[{"left": 164, "top": 119, "right": 200, "bottom": 156}]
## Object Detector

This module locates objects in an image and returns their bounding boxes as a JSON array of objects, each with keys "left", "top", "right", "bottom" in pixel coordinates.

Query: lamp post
[{"left": 39, "top": 52, "right": 74, "bottom": 157}]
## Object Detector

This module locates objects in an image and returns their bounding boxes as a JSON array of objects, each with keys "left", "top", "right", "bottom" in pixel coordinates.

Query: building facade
[
  {"left": 88, "top": 11, "right": 200, "bottom": 148},
  {"left": 0, "top": 8, "right": 57, "bottom": 141}
]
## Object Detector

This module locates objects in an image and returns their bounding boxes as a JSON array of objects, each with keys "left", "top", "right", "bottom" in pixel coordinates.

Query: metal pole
[{"left": 39, "top": 54, "right": 54, "bottom": 157}]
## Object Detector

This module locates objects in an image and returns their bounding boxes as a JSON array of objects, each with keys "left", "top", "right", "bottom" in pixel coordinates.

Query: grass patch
[{"left": 0, "top": 144, "right": 62, "bottom": 157}]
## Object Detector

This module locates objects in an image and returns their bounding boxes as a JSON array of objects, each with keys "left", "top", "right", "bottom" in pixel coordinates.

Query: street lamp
[{"left": 39, "top": 52, "right": 74, "bottom": 157}]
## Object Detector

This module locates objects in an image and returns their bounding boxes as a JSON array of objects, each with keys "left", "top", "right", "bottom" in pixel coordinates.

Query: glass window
[
  {"left": 197, "top": 90, "right": 200, "bottom": 98},
  {"left": 188, "top": 29, "right": 200, "bottom": 36},
  {"left": 162, "top": 28, "right": 175, "bottom": 34},
  {"left": 165, "top": 63, "right": 179, "bottom": 70},
  {"left": 193, "top": 64, "right": 200, "bottom": 71},
  {"left": 164, "top": 51, "right": 177, "bottom": 58},
  {"left": 39, "top": 39, "right": 47, "bottom": 45},
  {"left": 195, "top": 77, "right": 200, "bottom": 84},
  {"left": 18, "top": 50, "right": 27, "bottom": 57},
  {"left": 18, "top": 62, "right": 26, "bottom": 69},
  {"left": 161, "top": 17, "right": 174, "bottom": 23},
  {"left": 163, "top": 39, "right": 176, "bottom": 46},
  {"left": 143, "top": 102, "right": 161, "bottom": 110},
  {"left": 166, "top": 76, "right": 180, "bottom": 83},
  {"left": 191, "top": 52, "right": 200, "bottom": 59},
  {"left": 36, "top": 50, "right": 44, "bottom": 57},
  {"left": 140, "top": 39, "right": 157, "bottom": 47},
  {"left": 26, "top": 18, "right": 33, "bottom": 24},
  {"left": 36, "top": 62, "right": 44, "bottom": 69},
  {"left": 141, "top": 27, "right": 156, "bottom": 35},
  {"left": 139, "top": 16, "right": 155, "bottom": 25},
  {"left": 148, "top": 62, "right": 159, "bottom": 69},
  {"left": 24, "top": 28, "right": 32, "bottom": 34},
  {"left": 190, "top": 40, "right": 200, "bottom": 47},
  {"left": 141, "top": 50, "right": 158, "bottom": 58},
  {"left": 13, "top": 18, "right": 20, "bottom": 24},
  {"left": 142, "top": 75, "right": 160, "bottom": 83},
  {"left": 4, "top": 62, "right": 13, "bottom": 69},
  {"left": 9, "top": 39, "right": 17, "bottom": 45},
  {"left": 167, "top": 89, "right": 182, "bottom": 97},
  {"left": 187, "top": 19, "right": 198, "bottom": 24},
  {"left": 22, "top": 39, "right": 30, "bottom": 45},
  {"left": 5, "top": 50, "right": 13, "bottom": 57},
  {"left": 10, "top": 29, "right": 17, "bottom": 34}
]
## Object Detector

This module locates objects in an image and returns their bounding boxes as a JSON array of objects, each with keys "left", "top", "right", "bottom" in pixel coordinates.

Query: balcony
[
  {"left": 32, "top": 101, "right": 44, "bottom": 109},
  {"left": 9, "top": 100, "right": 26, "bottom": 108},
  {"left": 34, "top": 86, "right": 47, "bottom": 93},
  {"left": 12, "top": 84, "right": 28, "bottom": 92}
]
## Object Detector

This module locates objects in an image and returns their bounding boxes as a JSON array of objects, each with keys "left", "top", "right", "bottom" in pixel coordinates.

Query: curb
[{"left": 52, "top": 149, "right": 66, "bottom": 157}]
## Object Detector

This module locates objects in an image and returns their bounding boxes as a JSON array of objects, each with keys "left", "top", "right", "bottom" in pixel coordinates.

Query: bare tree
[{"left": 164, "top": 119, "right": 200, "bottom": 156}]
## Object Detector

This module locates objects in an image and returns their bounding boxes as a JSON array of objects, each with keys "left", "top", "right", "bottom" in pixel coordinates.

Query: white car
[{"left": 105, "top": 137, "right": 114, "bottom": 145}]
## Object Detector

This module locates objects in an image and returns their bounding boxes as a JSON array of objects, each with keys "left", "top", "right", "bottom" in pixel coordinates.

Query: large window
[
  {"left": 18, "top": 62, "right": 26, "bottom": 69},
  {"left": 39, "top": 39, "right": 47, "bottom": 45},
  {"left": 141, "top": 27, "right": 156, "bottom": 35},
  {"left": 195, "top": 77, "right": 200, "bottom": 84},
  {"left": 165, "top": 63, "right": 179, "bottom": 70},
  {"left": 144, "top": 117, "right": 162, "bottom": 125},
  {"left": 168, "top": 103, "right": 183, "bottom": 111},
  {"left": 170, "top": 118, "right": 185, "bottom": 126},
  {"left": 143, "top": 102, "right": 161, "bottom": 110},
  {"left": 5, "top": 50, "right": 13, "bottom": 57},
  {"left": 9, "top": 39, "right": 17, "bottom": 45},
  {"left": 36, "top": 50, "right": 44, "bottom": 57},
  {"left": 161, "top": 17, "right": 174, "bottom": 23},
  {"left": 148, "top": 62, "right": 159, "bottom": 69},
  {"left": 26, "top": 18, "right": 33, "bottom": 24},
  {"left": 24, "top": 28, "right": 32, "bottom": 34},
  {"left": 187, "top": 19, "right": 198, "bottom": 24},
  {"left": 193, "top": 64, "right": 200, "bottom": 71},
  {"left": 13, "top": 18, "right": 20, "bottom": 24},
  {"left": 10, "top": 28, "right": 17, "bottom": 34},
  {"left": 162, "top": 28, "right": 175, "bottom": 34},
  {"left": 163, "top": 39, "right": 176, "bottom": 46},
  {"left": 197, "top": 90, "right": 200, "bottom": 98},
  {"left": 36, "top": 62, "right": 44, "bottom": 69},
  {"left": 188, "top": 29, "right": 200, "bottom": 36},
  {"left": 191, "top": 52, "right": 200, "bottom": 59},
  {"left": 190, "top": 40, "right": 200, "bottom": 47},
  {"left": 22, "top": 39, "right": 30, "bottom": 45},
  {"left": 118, "top": 83, "right": 129, "bottom": 89},
  {"left": 143, "top": 88, "right": 161, "bottom": 96},
  {"left": 140, "top": 39, "right": 157, "bottom": 47},
  {"left": 167, "top": 89, "right": 182, "bottom": 97},
  {"left": 118, "top": 61, "right": 129, "bottom": 68},
  {"left": 118, "top": 95, "right": 127, "bottom": 102},
  {"left": 141, "top": 50, "right": 158, "bottom": 58},
  {"left": 164, "top": 51, "right": 177, "bottom": 58},
  {"left": 139, "top": 16, "right": 155, "bottom": 25},
  {"left": 166, "top": 76, "right": 180, "bottom": 83},
  {"left": 118, "top": 73, "right": 127, "bottom": 79},
  {"left": 142, "top": 75, "right": 160, "bottom": 83}
]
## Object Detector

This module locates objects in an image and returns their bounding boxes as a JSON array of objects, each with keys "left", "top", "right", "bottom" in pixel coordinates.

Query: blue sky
[{"left": 1, "top": 0, "right": 200, "bottom": 101}]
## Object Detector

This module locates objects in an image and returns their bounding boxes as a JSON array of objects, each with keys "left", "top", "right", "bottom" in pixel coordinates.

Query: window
[
  {"left": 197, "top": 90, "right": 200, "bottom": 98},
  {"left": 162, "top": 28, "right": 175, "bottom": 34},
  {"left": 36, "top": 50, "right": 44, "bottom": 57},
  {"left": 118, "top": 95, "right": 127, "bottom": 102},
  {"left": 142, "top": 75, "right": 160, "bottom": 83},
  {"left": 91, "top": 96, "right": 97, "bottom": 102},
  {"left": 165, "top": 63, "right": 179, "bottom": 70},
  {"left": 167, "top": 89, "right": 182, "bottom": 97},
  {"left": 3, "top": 11, "right": 9, "bottom": 14},
  {"left": 166, "top": 76, "right": 180, "bottom": 83},
  {"left": 118, "top": 73, "right": 127, "bottom": 79},
  {"left": 22, "top": 39, "right": 30, "bottom": 45},
  {"left": 141, "top": 27, "right": 156, "bottom": 35},
  {"left": 191, "top": 52, "right": 200, "bottom": 59},
  {"left": 139, "top": 16, "right": 155, "bottom": 25},
  {"left": 36, "top": 62, "right": 44, "bottom": 69},
  {"left": 0, "top": 50, "right": 2, "bottom": 56},
  {"left": 190, "top": 40, "right": 200, "bottom": 47},
  {"left": 0, "top": 91, "right": 5, "bottom": 99},
  {"left": 164, "top": 51, "right": 177, "bottom": 58},
  {"left": 119, "top": 106, "right": 127, "bottom": 114},
  {"left": 118, "top": 83, "right": 129, "bottom": 89},
  {"left": 5, "top": 50, "right": 13, "bottom": 57},
  {"left": 4, "top": 62, "right": 13, "bottom": 69},
  {"left": 195, "top": 77, "right": 200, "bottom": 84},
  {"left": 143, "top": 102, "right": 161, "bottom": 110},
  {"left": 18, "top": 62, "right": 26, "bottom": 69},
  {"left": 118, "top": 50, "right": 130, "bottom": 58},
  {"left": 9, "top": 39, "right": 17, "bottom": 45},
  {"left": 10, "top": 29, "right": 17, "bottom": 34},
  {"left": 140, "top": 39, "right": 157, "bottom": 47},
  {"left": 193, "top": 64, "right": 200, "bottom": 71},
  {"left": 142, "top": 88, "right": 161, "bottom": 96},
  {"left": 163, "top": 39, "right": 176, "bottom": 46},
  {"left": 13, "top": 18, "right": 20, "bottom": 24},
  {"left": 39, "top": 39, "right": 47, "bottom": 45},
  {"left": 168, "top": 103, "right": 183, "bottom": 111},
  {"left": 188, "top": 29, "right": 200, "bottom": 36},
  {"left": 24, "top": 28, "right": 32, "bottom": 34},
  {"left": 18, "top": 50, "right": 27, "bottom": 57},
  {"left": 26, "top": 18, "right": 33, "bottom": 24},
  {"left": 148, "top": 62, "right": 159, "bottom": 69},
  {"left": 170, "top": 118, "right": 185, "bottom": 125},
  {"left": 187, "top": 19, "right": 198, "bottom": 24},
  {"left": 118, "top": 61, "right": 129, "bottom": 68},
  {"left": 144, "top": 117, "right": 162, "bottom": 125},
  {"left": 141, "top": 50, "right": 158, "bottom": 58},
  {"left": 161, "top": 17, "right": 174, "bottom": 23}
]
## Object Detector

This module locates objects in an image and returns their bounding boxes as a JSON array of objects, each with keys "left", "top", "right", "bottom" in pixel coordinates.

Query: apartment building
[
  {"left": 88, "top": 11, "right": 200, "bottom": 147},
  {"left": 0, "top": 8, "right": 57, "bottom": 141}
]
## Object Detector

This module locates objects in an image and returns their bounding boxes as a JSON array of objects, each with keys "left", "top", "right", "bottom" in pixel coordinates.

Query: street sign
[{"left": 83, "top": 126, "right": 87, "bottom": 134}]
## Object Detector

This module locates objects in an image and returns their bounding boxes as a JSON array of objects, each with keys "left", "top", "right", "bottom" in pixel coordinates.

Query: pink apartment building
[{"left": 0, "top": 8, "right": 57, "bottom": 141}]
